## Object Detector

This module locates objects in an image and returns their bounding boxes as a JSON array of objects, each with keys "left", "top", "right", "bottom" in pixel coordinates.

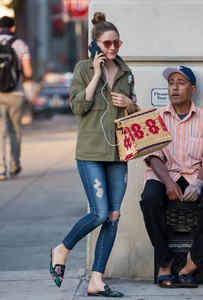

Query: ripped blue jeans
[{"left": 62, "top": 160, "right": 128, "bottom": 273}]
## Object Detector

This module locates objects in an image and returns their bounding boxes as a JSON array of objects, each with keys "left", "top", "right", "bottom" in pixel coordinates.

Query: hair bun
[{"left": 92, "top": 12, "right": 106, "bottom": 25}]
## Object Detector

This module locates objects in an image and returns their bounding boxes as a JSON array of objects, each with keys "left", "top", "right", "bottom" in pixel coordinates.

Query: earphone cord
[{"left": 100, "top": 63, "right": 122, "bottom": 147}]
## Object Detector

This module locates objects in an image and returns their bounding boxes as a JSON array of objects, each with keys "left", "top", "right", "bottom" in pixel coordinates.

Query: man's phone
[{"left": 88, "top": 40, "right": 103, "bottom": 58}]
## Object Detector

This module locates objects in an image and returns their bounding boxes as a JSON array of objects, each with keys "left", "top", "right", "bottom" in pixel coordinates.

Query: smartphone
[{"left": 88, "top": 40, "right": 103, "bottom": 58}]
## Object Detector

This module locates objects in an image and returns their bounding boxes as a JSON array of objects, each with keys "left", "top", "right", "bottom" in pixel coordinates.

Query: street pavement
[{"left": 0, "top": 114, "right": 203, "bottom": 299}]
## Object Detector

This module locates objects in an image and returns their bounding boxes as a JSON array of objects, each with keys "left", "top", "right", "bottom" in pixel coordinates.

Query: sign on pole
[{"left": 61, "top": 0, "right": 90, "bottom": 22}]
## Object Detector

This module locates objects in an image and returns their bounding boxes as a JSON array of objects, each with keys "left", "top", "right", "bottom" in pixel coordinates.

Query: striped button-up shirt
[{"left": 144, "top": 102, "right": 203, "bottom": 184}]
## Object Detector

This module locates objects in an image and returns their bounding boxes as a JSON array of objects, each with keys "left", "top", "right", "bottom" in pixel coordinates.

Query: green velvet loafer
[
  {"left": 87, "top": 285, "right": 124, "bottom": 297},
  {"left": 49, "top": 249, "right": 65, "bottom": 288}
]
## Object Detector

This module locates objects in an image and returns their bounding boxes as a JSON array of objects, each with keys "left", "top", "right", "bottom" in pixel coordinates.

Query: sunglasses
[{"left": 96, "top": 39, "right": 123, "bottom": 49}]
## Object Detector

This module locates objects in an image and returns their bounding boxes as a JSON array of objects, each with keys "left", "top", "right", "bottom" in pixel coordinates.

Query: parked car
[{"left": 31, "top": 72, "right": 73, "bottom": 118}]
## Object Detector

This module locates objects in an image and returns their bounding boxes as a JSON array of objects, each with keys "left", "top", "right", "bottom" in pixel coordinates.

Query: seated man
[{"left": 140, "top": 66, "right": 203, "bottom": 288}]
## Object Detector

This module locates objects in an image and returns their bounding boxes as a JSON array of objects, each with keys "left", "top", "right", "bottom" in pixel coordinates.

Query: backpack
[{"left": 0, "top": 37, "right": 20, "bottom": 92}]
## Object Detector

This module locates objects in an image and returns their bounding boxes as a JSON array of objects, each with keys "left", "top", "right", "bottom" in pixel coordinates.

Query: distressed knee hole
[
  {"left": 93, "top": 178, "right": 103, "bottom": 198},
  {"left": 108, "top": 211, "right": 120, "bottom": 223}
]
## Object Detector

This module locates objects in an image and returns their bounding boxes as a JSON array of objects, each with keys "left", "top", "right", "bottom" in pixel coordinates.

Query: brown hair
[{"left": 91, "top": 12, "right": 119, "bottom": 40}]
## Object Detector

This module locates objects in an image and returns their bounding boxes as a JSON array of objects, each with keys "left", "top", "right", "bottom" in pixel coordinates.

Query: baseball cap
[{"left": 162, "top": 65, "right": 196, "bottom": 85}]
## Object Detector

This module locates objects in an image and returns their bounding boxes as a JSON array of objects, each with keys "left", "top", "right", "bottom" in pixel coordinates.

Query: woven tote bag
[{"left": 114, "top": 107, "right": 172, "bottom": 162}]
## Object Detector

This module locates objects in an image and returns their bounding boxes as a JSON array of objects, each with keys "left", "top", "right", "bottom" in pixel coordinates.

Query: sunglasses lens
[
  {"left": 103, "top": 41, "right": 112, "bottom": 48},
  {"left": 101, "top": 40, "right": 123, "bottom": 48},
  {"left": 114, "top": 40, "right": 122, "bottom": 48}
]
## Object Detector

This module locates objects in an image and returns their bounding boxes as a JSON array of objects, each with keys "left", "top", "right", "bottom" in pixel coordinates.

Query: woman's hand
[
  {"left": 85, "top": 52, "right": 106, "bottom": 101},
  {"left": 111, "top": 92, "right": 140, "bottom": 113},
  {"left": 111, "top": 92, "right": 129, "bottom": 107},
  {"left": 93, "top": 52, "right": 106, "bottom": 76}
]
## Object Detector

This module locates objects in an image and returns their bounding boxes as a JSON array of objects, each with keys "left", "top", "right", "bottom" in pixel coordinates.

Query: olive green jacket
[{"left": 70, "top": 55, "right": 135, "bottom": 161}]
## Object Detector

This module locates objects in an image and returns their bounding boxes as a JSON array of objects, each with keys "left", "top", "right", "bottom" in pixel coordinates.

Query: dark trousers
[{"left": 140, "top": 177, "right": 203, "bottom": 268}]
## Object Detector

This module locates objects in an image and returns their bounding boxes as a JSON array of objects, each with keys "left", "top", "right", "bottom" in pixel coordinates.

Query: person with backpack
[{"left": 0, "top": 16, "right": 33, "bottom": 180}]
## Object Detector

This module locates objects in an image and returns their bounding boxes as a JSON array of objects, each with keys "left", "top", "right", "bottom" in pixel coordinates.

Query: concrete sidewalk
[
  {"left": 1, "top": 270, "right": 203, "bottom": 300},
  {"left": 0, "top": 119, "right": 203, "bottom": 299}
]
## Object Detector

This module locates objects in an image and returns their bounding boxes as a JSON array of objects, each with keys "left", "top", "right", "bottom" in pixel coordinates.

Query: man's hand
[
  {"left": 149, "top": 156, "right": 183, "bottom": 200},
  {"left": 183, "top": 179, "right": 203, "bottom": 202},
  {"left": 165, "top": 180, "right": 183, "bottom": 200}
]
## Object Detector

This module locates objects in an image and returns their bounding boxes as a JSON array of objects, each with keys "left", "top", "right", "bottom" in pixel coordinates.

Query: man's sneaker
[
  {"left": 10, "top": 166, "right": 22, "bottom": 177},
  {"left": 0, "top": 173, "right": 6, "bottom": 180}
]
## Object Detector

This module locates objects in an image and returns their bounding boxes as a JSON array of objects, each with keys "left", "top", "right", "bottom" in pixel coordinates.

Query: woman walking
[{"left": 50, "top": 11, "right": 140, "bottom": 297}]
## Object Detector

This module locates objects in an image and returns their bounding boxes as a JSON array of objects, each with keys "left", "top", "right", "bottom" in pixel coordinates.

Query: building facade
[{"left": 86, "top": 0, "right": 203, "bottom": 280}]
